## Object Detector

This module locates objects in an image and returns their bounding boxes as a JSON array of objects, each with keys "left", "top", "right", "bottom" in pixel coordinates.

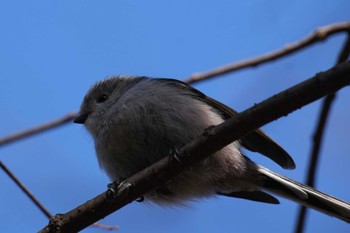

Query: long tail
[{"left": 258, "top": 166, "right": 350, "bottom": 223}]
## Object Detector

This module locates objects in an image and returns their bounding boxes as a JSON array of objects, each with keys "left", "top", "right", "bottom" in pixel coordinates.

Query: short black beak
[{"left": 74, "top": 113, "right": 89, "bottom": 124}]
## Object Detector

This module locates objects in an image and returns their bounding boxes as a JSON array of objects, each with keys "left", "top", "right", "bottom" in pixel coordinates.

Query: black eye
[{"left": 96, "top": 94, "right": 109, "bottom": 103}]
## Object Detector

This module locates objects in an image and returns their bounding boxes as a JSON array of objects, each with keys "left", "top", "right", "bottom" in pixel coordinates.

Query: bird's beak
[{"left": 74, "top": 112, "right": 89, "bottom": 124}]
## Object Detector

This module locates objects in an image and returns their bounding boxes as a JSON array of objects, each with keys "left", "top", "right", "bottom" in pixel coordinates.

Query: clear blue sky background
[{"left": 1, "top": 1, "right": 349, "bottom": 233}]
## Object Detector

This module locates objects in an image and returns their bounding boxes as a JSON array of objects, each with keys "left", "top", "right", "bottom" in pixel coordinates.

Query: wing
[
  {"left": 155, "top": 78, "right": 295, "bottom": 169},
  {"left": 203, "top": 95, "right": 295, "bottom": 169}
]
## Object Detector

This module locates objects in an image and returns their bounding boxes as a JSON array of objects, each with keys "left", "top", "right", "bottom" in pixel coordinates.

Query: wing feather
[{"left": 155, "top": 78, "right": 295, "bottom": 169}]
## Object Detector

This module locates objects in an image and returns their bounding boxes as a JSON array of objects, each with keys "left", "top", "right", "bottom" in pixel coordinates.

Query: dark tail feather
[{"left": 258, "top": 166, "right": 350, "bottom": 223}]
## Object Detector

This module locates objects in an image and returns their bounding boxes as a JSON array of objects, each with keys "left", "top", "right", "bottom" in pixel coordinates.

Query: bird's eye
[{"left": 96, "top": 94, "right": 109, "bottom": 103}]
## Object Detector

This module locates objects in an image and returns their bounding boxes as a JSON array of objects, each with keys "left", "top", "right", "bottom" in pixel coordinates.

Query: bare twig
[
  {"left": 295, "top": 32, "right": 350, "bottom": 233},
  {"left": 0, "top": 161, "right": 52, "bottom": 219},
  {"left": 0, "top": 113, "right": 77, "bottom": 147},
  {"left": 39, "top": 62, "right": 350, "bottom": 233},
  {"left": 184, "top": 21, "right": 350, "bottom": 84},
  {"left": 92, "top": 222, "right": 119, "bottom": 231},
  {"left": 0, "top": 160, "right": 118, "bottom": 230}
]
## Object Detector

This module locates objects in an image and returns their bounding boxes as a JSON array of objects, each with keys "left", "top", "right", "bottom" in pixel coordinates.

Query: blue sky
[{"left": 1, "top": 1, "right": 349, "bottom": 232}]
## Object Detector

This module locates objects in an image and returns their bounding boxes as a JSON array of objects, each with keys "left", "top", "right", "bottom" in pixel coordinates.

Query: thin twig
[
  {"left": 0, "top": 161, "right": 52, "bottom": 219},
  {"left": 38, "top": 62, "right": 350, "bottom": 233},
  {"left": 1, "top": 110, "right": 120, "bottom": 230},
  {"left": 0, "top": 113, "right": 77, "bottom": 147},
  {"left": 92, "top": 222, "right": 119, "bottom": 231},
  {"left": 0, "top": 160, "right": 117, "bottom": 231},
  {"left": 294, "top": 32, "right": 350, "bottom": 233},
  {"left": 184, "top": 21, "right": 350, "bottom": 84}
]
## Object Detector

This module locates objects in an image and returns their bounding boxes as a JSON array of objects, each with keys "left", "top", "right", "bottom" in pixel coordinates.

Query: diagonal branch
[
  {"left": 0, "top": 113, "right": 77, "bottom": 147},
  {"left": 294, "top": 31, "right": 350, "bottom": 233},
  {"left": 184, "top": 21, "right": 350, "bottom": 84},
  {"left": 0, "top": 161, "right": 52, "bottom": 219},
  {"left": 0, "top": 160, "right": 119, "bottom": 230},
  {"left": 39, "top": 61, "right": 350, "bottom": 233}
]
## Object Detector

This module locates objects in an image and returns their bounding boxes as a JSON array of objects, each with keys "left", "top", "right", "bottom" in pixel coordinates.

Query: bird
[{"left": 74, "top": 76, "right": 350, "bottom": 223}]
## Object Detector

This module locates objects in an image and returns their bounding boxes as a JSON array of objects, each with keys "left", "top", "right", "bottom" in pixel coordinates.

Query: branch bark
[{"left": 39, "top": 61, "right": 350, "bottom": 233}]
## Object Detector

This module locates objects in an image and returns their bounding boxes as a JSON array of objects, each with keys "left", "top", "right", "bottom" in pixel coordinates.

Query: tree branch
[
  {"left": 0, "top": 161, "right": 52, "bottom": 219},
  {"left": 184, "top": 21, "right": 350, "bottom": 84},
  {"left": 294, "top": 30, "right": 350, "bottom": 233},
  {"left": 39, "top": 61, "right": 350, "bottom": 233},
  {"left": 0, "top": 113, "right": 77, "bottom": 147}
]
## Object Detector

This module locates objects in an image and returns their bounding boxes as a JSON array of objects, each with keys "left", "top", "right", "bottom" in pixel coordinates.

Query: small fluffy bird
[{"left": 75, "top": 76, "right": 350, "bottom": 223}]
